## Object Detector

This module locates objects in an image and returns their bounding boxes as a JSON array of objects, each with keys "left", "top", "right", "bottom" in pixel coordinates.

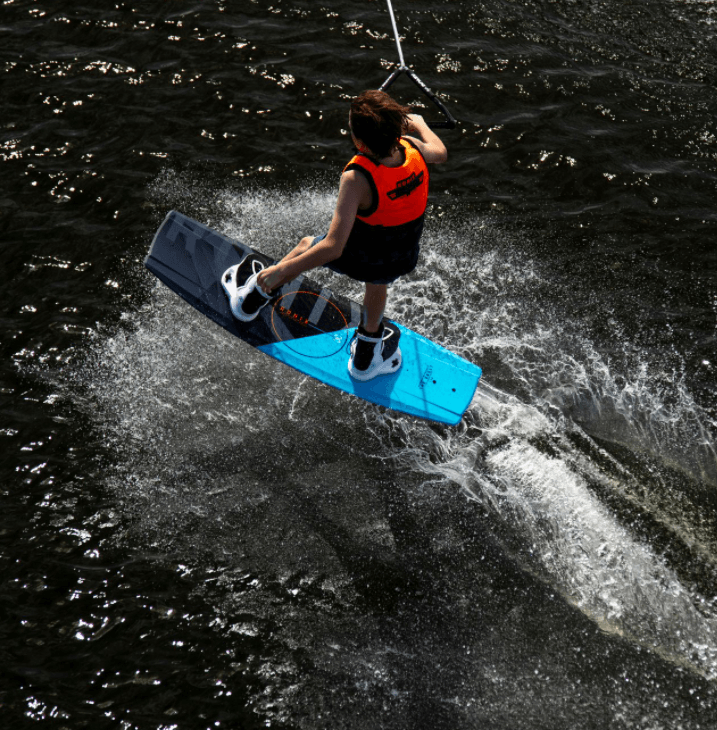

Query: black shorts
[{"left": 312, "top": 226, "right": 421, "bottom": 285}]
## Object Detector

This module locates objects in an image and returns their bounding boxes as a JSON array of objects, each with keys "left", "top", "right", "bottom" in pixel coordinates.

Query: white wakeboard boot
[
  {"left": 348, "top": 324, "right": 402, "bottom": 381},
  {"left": 221, "top": 259, "right": 273, "bottom": 322}
]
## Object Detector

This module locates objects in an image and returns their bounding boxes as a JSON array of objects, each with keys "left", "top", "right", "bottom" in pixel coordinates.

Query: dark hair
[{"left": 350, "top": 90, "right": 411, "bottom": 158}]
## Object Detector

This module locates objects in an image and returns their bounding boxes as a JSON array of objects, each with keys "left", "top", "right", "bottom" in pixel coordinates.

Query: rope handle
[{"left": 379, "top": 67, "right": 457, "bottom": 130}]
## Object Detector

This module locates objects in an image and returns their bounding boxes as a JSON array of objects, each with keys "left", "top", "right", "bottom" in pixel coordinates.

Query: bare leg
[
  {"left": 362, "top": 283, "right": 387, "bottom": 334},
  {"left": 278, "top": 236, "right": 313, "bottom": 265},
  {"left": 256, "top": 236, "right": 314, "bottom": 294}
]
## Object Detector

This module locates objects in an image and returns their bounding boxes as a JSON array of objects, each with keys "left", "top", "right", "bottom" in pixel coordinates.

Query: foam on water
[{"left": 461, "top": 386, "right": 717, "bottom": 680}]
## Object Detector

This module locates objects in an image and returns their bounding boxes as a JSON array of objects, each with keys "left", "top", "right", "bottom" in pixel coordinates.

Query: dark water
[{"left": 2, "top": 0, "right": 717, "bottom": 727}]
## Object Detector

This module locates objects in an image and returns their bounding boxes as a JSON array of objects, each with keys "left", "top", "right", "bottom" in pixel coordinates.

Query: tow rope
[{"left": 378, "top": 0, "right": 457, "bottom": 129}]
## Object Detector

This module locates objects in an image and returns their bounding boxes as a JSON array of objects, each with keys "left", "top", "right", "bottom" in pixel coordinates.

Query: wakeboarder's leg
[
  {"left": 277, "top": 236, "right": 313, "bottom": 265},
  {"left": 244, "top": 236, "right": 312, "bottom": 302},
  {"left": 348, "top": 282, "right": 401, "bottom": 381},
  {"left": 362, "top": 283, "right": 387, "bottom": 334}
]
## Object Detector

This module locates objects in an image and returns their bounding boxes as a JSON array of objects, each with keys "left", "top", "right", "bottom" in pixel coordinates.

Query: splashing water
[{"left": 67, "top": 177, "right": 717, "bottom": 685}]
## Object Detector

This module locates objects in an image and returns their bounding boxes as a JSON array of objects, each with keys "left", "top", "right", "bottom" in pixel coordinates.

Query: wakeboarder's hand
[
  {"left": 406, "top": 113, "right": 427, "bottom": 133},
  {"left": 257, "top": 264, "right": 284, "bottom": 293},
  {"left": 404, "top": 113, "right": 447, "bottom": 164}
]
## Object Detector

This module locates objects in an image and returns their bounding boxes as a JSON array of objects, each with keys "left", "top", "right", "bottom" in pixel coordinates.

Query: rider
[{"left": 230, "top": 89, "right": 447, "bottom": 380}]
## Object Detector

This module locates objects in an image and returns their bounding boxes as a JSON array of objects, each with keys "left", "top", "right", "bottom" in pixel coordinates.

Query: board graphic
[{"left": 145, "top": 211, "right": 481, "bottom": 425}]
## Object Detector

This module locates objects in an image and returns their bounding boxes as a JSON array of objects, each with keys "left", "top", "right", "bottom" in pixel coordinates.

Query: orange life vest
[
  {"left": 344, "top": 138, "right": 429, "bottom": 227},
  {"left": 326, "top": 138, "right": 429, "bottom": 283}
]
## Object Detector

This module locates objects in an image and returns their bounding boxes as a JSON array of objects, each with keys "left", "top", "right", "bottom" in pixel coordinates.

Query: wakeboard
[{"left": 144, "top": 211, "right": 481, "bottom": 425}]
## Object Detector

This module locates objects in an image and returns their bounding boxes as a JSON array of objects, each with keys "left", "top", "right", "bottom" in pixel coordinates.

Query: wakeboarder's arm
[
  {"left": 403, "top": 113, "right": 447, "bottom": 164},
  {"left": 257, "top": 170, "right": 369, "bottom": 292}
]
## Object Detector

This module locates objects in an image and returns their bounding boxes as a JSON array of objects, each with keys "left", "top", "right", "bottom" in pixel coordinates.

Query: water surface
[{"left": 2, "top": 0, "right": 716, "bottom": 727}]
